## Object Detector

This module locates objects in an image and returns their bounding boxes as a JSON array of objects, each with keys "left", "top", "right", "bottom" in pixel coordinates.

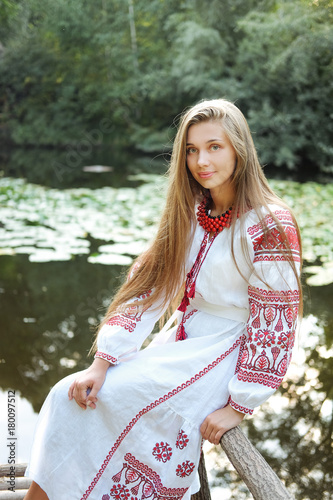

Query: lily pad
[
  {"left": 0, "top": 176, "right": 332, "bottom": 280},
  {"left": 98, "top": 241, "right": 147, "bottom": 256},
  {"left": 29, "top": 249, "right": 72, "bottom": 262},
  {"left": 305, "top": 262, "right": 333, "bottom": 286},
  {"left": 88, "top": 253, "right": 133, "bottom": 266}
]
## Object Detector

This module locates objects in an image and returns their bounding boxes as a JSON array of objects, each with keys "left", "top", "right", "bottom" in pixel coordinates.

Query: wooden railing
[
  {"left": 192, "top": 426, "right": 294, "bottom": 500},
  {"left": 0, "top": 427, "right": 294, "bottom": 500}
]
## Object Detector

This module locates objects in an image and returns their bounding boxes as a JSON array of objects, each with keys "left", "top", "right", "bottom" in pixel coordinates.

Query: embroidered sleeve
[
  {"left": 95, "top": 290, "right": 168, "bottom": 365},
  {"left": 228, "top": 209, "right": 301, "bottom": 414}
]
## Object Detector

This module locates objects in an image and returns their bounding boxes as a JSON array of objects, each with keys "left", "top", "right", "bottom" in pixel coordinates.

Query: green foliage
[
  {"left": 233, "top": 0, "right": 333, "bottom": 171},
  {"left": 0, "top": 0, "right": 20, "bottom": 42},
  {"left": 0, "top": 0, "right": 332, "bottom": 173}
]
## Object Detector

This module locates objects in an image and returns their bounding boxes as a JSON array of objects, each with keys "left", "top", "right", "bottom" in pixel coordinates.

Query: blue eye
[
  {"left": 211, "top": 145, "right": 220, "bottom": 151},
  {"left": 187, "top": 147, "right": 197, "bottom": 154}
]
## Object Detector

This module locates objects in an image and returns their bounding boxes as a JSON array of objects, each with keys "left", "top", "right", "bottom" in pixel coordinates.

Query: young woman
[{"left": 25, "top": 99, "right": 301, "bottom": 500}]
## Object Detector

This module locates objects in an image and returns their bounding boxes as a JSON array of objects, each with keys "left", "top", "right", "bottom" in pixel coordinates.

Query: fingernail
[{"left": 86, "top": 400, "right": 92, "bottom": 406}]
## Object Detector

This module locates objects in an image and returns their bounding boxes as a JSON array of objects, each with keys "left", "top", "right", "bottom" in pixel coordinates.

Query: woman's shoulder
[
  {"left": 242, "top": 204, "right": 298, "bottom": 246},
  {"left": 243, "top": 204, "right": 301, "bottom": 265},
  {"left": 243, "top": 203, "right": 295, "bottom": 228}
]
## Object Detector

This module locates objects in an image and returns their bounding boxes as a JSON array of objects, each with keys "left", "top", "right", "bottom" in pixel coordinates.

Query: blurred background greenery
[
  {"left": 0, "top": 1, "right": 332, "bottom": 499},
  {"left": 0, "top": 0, "right": 332, "bottom": 175}
]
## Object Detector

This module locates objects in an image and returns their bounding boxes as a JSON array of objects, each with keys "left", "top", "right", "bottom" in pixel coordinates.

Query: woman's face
[{"left": 186, "top": 120, "right": 236, "bottom": 199}]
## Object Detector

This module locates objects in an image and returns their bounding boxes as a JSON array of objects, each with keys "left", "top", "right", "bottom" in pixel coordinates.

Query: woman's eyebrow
[{"left": 186, "top": 138, "right": 223, "bottom": 145}]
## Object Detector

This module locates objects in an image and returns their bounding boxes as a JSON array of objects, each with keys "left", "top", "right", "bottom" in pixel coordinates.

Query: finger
[
  {"left": 86, "top": 399, "right": 97, "bottom": 409},
  {"left": 86, "top": 393, "right": 98, "bottom": 409},
  {"left": 87, "top": 384, "right": 100, "bottom": 402},
  {"left": 201, "top": 425, "right": 213, "bottom": 442},
  {"left": 72, "top": 387, "right": 88, "bottom": 410},
  {"left": 77, "top": 383, "right": 91, "bottom": 404},
  {"left": 209, "top": 428, "right": 218, "bottom": 444},
  {"left": 205, "top": 431, "right": 215, "bottom": 445},
  {"left": 75, "top": 399, "right": 87, "bottom": 410},
  {"left": 86, "top": 382, "right": 102, "bottom": 409},
  {"left": 215, "top": 429, "right": 224, "bottom": 445},
  {"left": 71, "top": 384, "right": 88, "bottom": 408},
  {"left": 199, "top": 422, "right": 206, "bottom": 437}
]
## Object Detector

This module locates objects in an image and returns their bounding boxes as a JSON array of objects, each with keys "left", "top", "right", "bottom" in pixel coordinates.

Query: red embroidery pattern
[
  {"left": 236, "top": 368, "right": 283, "bottom": 389},
  {"left": 107, "top": 291, "right": 153, "bottom": 333},
  {"left": 176, "top": 430, "right": 189, "bottom": 450},
  {"left": 152, "top": 442, "right": 173, "bottom": 463},
  {"left": 247, "top": 209, "right": 300, "bottom": 263},
  {"left": 176, "top": 231, "right": 218, "bottom": 341},
  {"left": 175, "top": 461, "right": 195, "bottom": 478},
  {"left": 81, "top": 335, "right": 245, "bottom": 499},
  {"left": 236, "top": 283, "right": 299, "bottom": 391},
  {"left": 108, "top": 453, "right": 188, "bottom": 499},
  {"left": 106, "top": 315, "right": 137, "bottom": 333},
  {"left": 247, "top": 210, "right": 293, "bottom": 236},
  {"left": 95, "top": 351, "right": 118, "bottom": 365},
  {"left": 178, "top": 232, "right": 217, "bottom": 313},
  {"left": 175, "top": 309, "right": 197, "bottom": 342},
  {"left": 109, "top": 484, "right": 130, "bottom": 499},
  {"left": 229, "top": 398, "right": 253, "bottom": 415},
  {"left": 248, "top": 286, "right": 299, "bottom": 334},
  {"left": 234, "top": 334, "right": 247, "bottom": 375}
]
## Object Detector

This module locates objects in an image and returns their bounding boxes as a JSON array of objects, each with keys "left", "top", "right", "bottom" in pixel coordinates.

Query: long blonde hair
[{"left": 92, "top": 99, "right": 302, "bottom": 350}]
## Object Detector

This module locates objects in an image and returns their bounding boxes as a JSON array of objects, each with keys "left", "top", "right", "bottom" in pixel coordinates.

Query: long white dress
[{"left": 26, "top": 205, "right": 300, "bottom": 500}]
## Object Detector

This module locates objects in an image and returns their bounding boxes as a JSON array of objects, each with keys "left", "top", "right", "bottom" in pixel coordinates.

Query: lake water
[{"left": 0, "top": 147, "right": 332, "bottom": 499}]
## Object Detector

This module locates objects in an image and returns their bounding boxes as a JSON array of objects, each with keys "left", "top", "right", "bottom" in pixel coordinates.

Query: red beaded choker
[{"left": 197, "top": 197, "right": 235, "bottom": 233}]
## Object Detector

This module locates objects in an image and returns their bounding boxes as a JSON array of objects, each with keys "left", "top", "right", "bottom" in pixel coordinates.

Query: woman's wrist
[
  {"left": 227, "top": 404, "right": 246, "bottom": 420},
  {"left": 90, "top": 357, "right": 111, "bottom": 372}
]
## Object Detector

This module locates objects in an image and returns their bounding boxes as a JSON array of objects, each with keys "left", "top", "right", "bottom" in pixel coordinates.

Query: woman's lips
[{"left": 198, "top": 171, "right": 214, "bottom": 178}]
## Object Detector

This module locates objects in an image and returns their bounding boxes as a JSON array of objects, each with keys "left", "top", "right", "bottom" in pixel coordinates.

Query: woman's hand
[
  {"left": 200, "top": 405, "right": 245, "bottom": 445},
  {"left": 68, "top": 357, "right": 111, "bottom": 410}
]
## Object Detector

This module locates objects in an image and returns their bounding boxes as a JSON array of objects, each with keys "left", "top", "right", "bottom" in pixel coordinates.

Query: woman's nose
[{"left": 197, "top": 150, "right": 210, "bottom": 167}]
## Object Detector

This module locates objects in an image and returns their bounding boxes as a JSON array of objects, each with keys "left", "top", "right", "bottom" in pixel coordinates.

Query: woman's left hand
[{"left": 200, "top": 405, "right": 245, "bottom": 445}]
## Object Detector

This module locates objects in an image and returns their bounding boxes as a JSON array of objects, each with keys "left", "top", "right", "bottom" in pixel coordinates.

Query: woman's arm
[
  {"left": 68, "top": 291, "right": 169, "bottom": 410},
  {"left": 228, "top": 209, "right": 301, "bottom": 415}
]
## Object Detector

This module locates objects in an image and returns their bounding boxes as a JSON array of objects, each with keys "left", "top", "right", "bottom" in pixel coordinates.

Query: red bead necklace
[{"left": 197, "top": 197, "right": 235, "bottom": 233}]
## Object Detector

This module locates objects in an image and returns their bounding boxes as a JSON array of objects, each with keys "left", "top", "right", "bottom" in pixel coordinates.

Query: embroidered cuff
[
  {"left": 94, "top": 351, "right": 118, "bottom": 365},
  {"left": 229, "top": 398, "right": 254, "bottom": 415}
]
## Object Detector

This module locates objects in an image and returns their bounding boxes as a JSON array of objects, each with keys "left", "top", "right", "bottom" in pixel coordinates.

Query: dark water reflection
[
  {"left": 0, "top": 254, "right": 125, "bottom": 412},
  {"left": 0, "top": 253, "right": 332, "bottom": 498},
  {"left": 0, "top": 146, "right": 166, "bottom": 189}
]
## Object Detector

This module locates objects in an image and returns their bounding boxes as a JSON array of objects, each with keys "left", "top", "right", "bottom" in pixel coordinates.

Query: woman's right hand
[{"left": 68, "top": 357, "right": 111, "bottom": 410}]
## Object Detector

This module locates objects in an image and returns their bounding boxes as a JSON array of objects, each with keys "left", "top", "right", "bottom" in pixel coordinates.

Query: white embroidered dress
[{"left": 26, "top": 206, "right": 300, "bottom": 500}]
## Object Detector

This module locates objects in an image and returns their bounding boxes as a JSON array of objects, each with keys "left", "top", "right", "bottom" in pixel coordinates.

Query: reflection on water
[
  {"left": 0, "top": 253, "right": 332, "bottom": 498},
  {"left": 0, "top": 255, "right": 124, "bottom": 412},
  {"left": 0, "top": 389, "right": 38, "bottom": 464},
  {"left": 0, "top": 146, "right": 166, "bottom": 189}
]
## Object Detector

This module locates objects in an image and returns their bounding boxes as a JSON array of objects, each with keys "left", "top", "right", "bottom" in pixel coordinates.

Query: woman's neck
[{"left": 209, "top": 189, "right": 235, "bottom": 216}]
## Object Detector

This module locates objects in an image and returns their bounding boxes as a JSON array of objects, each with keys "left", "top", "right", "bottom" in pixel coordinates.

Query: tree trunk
[
  {"left": 127, "top": 0, "right": 139, "bottom": 72},
  {"left": 191, "top": 452, "right": 211, "bottom": 500},
  {"left": 220, "top": 426, "right": 294, "bottom": 500}
]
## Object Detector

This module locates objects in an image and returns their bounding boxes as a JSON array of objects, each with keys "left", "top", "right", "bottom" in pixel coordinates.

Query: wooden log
[
  {"left": 191, "top": 452, "right": 211, "bottom": 500},
  {"left": 0, "top": 477, "right": 31, "bottom": 490},
  {"left": 220, "top": 426, "right": 294, "bottom": 500},
  {"left": 0, "top": 465, "right": 27, "bottom": 478},
  {"left": 0, "top": 490, "right": 28, "bottom": 499},
  {"left": 0, "top": 464, "right": 31, "bottom": 499}
]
